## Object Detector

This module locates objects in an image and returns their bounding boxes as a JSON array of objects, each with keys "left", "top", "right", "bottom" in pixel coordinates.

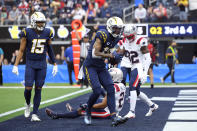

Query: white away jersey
[
  {"left": 114, "top": 82, "right": 126, "bottom": 113},
  {"left": 119, "top": 36, "right": 148, "bottom": 69},
  {"left": 104, "top": 82, "right": 126, "bottom": 115}
]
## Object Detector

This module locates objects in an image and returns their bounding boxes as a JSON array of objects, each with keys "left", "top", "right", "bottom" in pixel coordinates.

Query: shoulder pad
[
  {"left": 96, "top": 30, "right": 108, "bottom": 43},
  {"left": 136, "top": 37, "right": 148, "bottom": 46}
]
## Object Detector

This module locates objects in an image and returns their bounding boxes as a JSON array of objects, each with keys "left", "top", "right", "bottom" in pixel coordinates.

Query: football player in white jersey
[
  {"left": 118, "top": 24, "right": 159, "bottom": 119},
  {"left": 46, "top": 68, "right": 127, "bottom": 122}
]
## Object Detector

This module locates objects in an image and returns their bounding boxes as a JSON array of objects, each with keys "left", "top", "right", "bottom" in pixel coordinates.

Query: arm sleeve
[{"left": 47, "top": 44, "right": 56, "bottom": 64}]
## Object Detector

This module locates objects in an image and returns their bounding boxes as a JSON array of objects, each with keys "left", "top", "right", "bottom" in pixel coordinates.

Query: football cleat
[
  {"left": 124, "top": 111, "right": 136, "bottom": 119},
  {"left": 24, "top": 104, "right": 31, "bottom": 118},
  {"left": 145, "top": 104, "right": 159, "bottom": 117},
  {"left": 80, "top": 103, "right": 88, "bottom": 110},
  {"left": 84, "top": 111, "right": 91, "bottom": 125},
  {"left": 111, "top": 116, "right": 128, "bottom": 127},
  {"left": 31, "top": 114, "right": 41, "bottom": 121},
  {"left": 66, "top": 103, "right": 73, "bottom": 112},
  {"left": 45, "top": 108, "right": 58, "bottom": 119}
]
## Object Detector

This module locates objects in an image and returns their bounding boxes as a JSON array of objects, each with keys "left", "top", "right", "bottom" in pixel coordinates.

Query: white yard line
[
  {"left": 163, "top": 89, "right": 197, "bottom": 131},
  {"left": 141, "top": 85, "right": 197, "bottom": 88},
  {"left": 0, "top": 88, "right": 91, "bottom": 118}
]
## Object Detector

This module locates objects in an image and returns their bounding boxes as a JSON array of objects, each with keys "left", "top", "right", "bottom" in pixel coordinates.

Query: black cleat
[
  {"left": 45, "top": 108, "right": 58, "bottom": 119},
  {"left": 111, "top": 116, "right": 128, "bottom": 127}
]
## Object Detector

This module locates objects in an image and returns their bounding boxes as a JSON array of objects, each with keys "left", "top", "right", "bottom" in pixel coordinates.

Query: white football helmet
[
  {"left": 31, "top": 12, "right": 46, "bottom": 31},
  {"left": 123, "top": 24, "right": 137, "bottom": 42},
  {"left": 108, "top": 68, "right": 123, "bottom": 83},
  {"left": 106, "top": 17, "right": 124, "bottom": 38}
]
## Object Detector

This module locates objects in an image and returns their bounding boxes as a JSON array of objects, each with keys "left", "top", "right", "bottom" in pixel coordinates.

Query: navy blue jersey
[
  {"left": 20, "top": 27, "right": 53, "bottom": 69},
  {"left": 84, "top": 29, "right": 121, "bottom": 68}
]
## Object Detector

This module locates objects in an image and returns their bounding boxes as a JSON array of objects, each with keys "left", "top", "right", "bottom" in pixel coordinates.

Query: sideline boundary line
[{"left": 0, "top": 88, "right": 91, "bottom": 118}]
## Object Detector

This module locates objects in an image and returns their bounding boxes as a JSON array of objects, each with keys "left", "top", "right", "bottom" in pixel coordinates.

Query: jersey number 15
[{"left": 31, "top": 39, "right": 46, "bottom": 54}]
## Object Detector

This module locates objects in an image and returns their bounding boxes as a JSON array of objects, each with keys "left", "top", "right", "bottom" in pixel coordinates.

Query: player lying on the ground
[
  {"left": 45, "top": 68, "right": 127, "bottom": 121},
  {"left": 117, "top": 24, "right": 159, "bottom": 119}
]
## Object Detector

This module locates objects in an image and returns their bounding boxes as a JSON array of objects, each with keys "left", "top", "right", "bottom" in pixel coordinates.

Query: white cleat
[
  {"left": 124, "top": 111, "right": 135, "bottom": 119},
  {"left": 145, "top": 104, "right": 159, "bottom": 117},
  {"left": 84, "top": 115, "right": 91, "bottom": 125},
  {"left": 24, "top": 104, "right": 31, "bottom": 118},
  {"left": 31, "top": 114, "right": 41, "bottom": 122}
]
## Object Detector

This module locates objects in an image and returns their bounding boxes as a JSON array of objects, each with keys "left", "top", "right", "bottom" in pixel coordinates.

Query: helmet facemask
[
  {"left": 35, "top": 21, "right": 46, "bottom": 31},
  {"left": 123, "top": 24, "right": 137, "bottom": 43},
  {"left": 124, "top": 33, "right": 136, "bottom": 43},
  {"left": 111, "top": 25, "right": 123, "bottom": 38}
]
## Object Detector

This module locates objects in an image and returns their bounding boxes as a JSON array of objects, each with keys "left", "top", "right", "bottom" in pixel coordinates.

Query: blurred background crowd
[{"left": 0, "top": 0, "right": 197, "bottom": 26}]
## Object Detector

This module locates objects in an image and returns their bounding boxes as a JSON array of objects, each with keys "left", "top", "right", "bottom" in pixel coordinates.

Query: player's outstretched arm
[
  {"left": 47, "top": 39, "right": 58, "bottom": 76},
  {"left": 92, "top": 96, "right": 107, "bottom": 109},
  {"left": 92, "top": 38, "right": 114, "bottom": 58},
  {"left": 140, "top": 46, "right": 151, "bottom": 84},
  {"left": 14, "top": 37, "right": 26, "bottom": 66},
  {"left": 12, "top": 37, "right": 26, "bottom": 75}
]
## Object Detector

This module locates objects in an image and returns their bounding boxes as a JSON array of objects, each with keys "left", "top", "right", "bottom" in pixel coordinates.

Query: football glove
[
  {"left": 52, "top": 65, "right": 58, "bottom": 77},
  {"left": 12, "top": 66, "right": 19, "bottom": 75}
]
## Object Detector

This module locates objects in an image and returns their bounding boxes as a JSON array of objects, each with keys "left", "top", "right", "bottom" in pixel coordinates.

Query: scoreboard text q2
[{"left": 148, "top": 24, "right": 197, "bottom": 37}]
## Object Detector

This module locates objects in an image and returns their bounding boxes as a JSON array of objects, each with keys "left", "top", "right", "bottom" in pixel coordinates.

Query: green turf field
[{"left": 0, "top": 86, "right": 91, "bottom": 122}]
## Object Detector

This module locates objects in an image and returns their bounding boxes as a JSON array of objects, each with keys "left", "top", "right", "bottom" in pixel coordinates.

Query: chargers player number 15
[{"left": 31, "top": 39, "right": 46, "bottom": 54}]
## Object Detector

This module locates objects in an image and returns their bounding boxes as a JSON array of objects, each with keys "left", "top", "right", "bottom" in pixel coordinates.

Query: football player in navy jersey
[
  {"left": 82, "top": 17, "right": 125, "bottom": 126},
  {"left": 12, "top": 12, "right": 58, "bottom": 121}
]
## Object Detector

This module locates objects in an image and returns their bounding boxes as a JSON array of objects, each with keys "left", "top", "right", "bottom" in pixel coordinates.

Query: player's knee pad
[
  {"left": 35, "top": 80, "right": 45, "bottom": 88},
  {"left": 25, "top": 80, "right": 34, "bottom": 87}
]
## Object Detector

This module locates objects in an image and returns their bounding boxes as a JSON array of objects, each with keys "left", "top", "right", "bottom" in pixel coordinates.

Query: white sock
[
  {"left": 129, "top": 91, "right": 137, "bottom": 112},
  {"left": 138, "top": 91, "right": 154, "bottom": 107}
]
